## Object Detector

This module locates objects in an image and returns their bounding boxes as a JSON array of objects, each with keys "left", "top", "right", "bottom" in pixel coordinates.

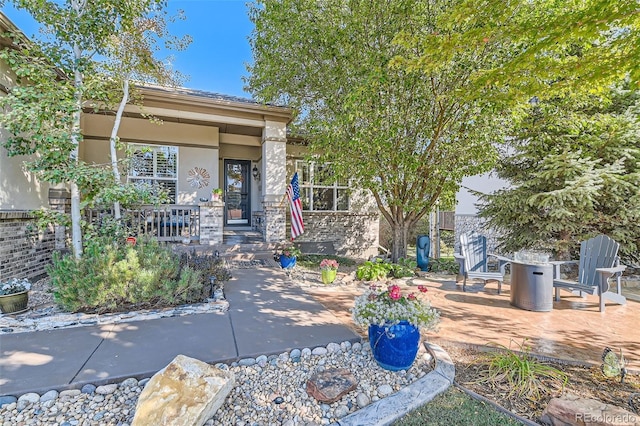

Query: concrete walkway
[{"left": 0, "top": 267, "right": 361, "bottom": 397}]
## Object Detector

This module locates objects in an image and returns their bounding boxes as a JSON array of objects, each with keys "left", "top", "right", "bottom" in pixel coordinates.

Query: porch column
[
  {"left": 261, "top": 119, "right": 287, "bottom": 242},
  {"left": 199, "top": 200, "right": 224, "bottom": 245}
]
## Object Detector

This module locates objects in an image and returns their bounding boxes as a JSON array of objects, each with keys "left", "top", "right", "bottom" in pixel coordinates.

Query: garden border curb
[{"left": 334, "top": 342, "right": 454, "bottom": 426}]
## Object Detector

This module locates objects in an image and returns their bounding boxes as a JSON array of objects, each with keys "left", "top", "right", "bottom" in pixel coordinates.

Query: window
[
  {"left": 128, "top": 144, "right": 178, "bottom": 203},
  {"left": 296, "top": 160, "right": 349, "bottom": 211}
]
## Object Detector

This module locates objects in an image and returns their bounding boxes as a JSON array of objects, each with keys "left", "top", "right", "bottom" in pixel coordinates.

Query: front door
[{"left": 224, "top": 159, "right": 251, "bottom": 226}]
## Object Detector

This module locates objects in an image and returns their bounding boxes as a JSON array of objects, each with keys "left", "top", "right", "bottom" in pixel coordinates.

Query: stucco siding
[
  {"left": 179, "top": 146, "right": 219, "bottom": 204},
  {"left": 0, "top": 59, "right": 52, "bottom": 210},
  {"left": 456, "top": 172, "right": 509, "bottom": 215},
  {"left": 81, "top": 114, "right": 219, "bottom": 148}
]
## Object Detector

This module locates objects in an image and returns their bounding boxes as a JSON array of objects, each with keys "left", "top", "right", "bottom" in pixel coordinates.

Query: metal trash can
[{"left": 510, "top": 262, "right": 553, "bottom": 312}]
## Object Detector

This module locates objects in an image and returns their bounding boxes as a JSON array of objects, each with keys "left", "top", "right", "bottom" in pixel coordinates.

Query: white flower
[
  {"left": 0, "top": 278, "right": 31, "bottom": 295},
  {"left": 351, "top": 284, "right": 440, "bottom": 331}
]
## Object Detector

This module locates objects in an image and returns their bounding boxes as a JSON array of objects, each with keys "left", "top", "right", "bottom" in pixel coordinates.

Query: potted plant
[
  {"left": 211, "top": 188, "right": 223, "bottom": 201},
  {"left": 0, "top": 278, "right": 31, "bottom": 314},
  {"left": 278, "top": 244, "right": 301, "bottom": 269},
  {"left": 352, "top": 284, "right": 440, "bottom": 371},
  {"left": 320, "top": 259, "right": 339, "bottom": 284}
]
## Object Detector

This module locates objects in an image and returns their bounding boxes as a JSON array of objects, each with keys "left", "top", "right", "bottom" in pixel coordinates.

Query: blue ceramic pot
[
  {"left": 279, "top": 254, "right": 296, "bottom": 269},
  {"left": 368, "top": 320, "right": 420, "bottom": 371}
]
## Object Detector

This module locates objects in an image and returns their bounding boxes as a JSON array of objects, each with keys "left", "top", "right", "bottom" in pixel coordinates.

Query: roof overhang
[{"left": 119, "top": 85, "right": 294, "bottom": 138}]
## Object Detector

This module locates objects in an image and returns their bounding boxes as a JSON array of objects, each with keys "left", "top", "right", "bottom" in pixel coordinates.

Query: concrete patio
[{"left": 304, "top": 273, "right": 640, "bottom": 372}]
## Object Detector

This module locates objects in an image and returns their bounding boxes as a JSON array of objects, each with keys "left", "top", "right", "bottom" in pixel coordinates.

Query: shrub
[
  {"left": 297, "top": 254, "right": 355, "bottom": 269},
  {"left": 178, "top": 249, "right": 232, "bottom": 287},
  {"left": 475, "top": 340, "right": 568, "bottom": 400},
  {"left": 356, "top": 259, "right": 393, "bottom": 281},
  {"left": 429, "top": 257, "right": 460, "bottom": 274},
  {"left": 389, "top": 258, "right": 417, "bottom": 278},
  {"left": 49, "top": 236, "right": 207, "bottom": 313}
]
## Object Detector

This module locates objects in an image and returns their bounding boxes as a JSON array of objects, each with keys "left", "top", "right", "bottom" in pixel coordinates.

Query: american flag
[{"left": 286, "top": 172, "right": 304, "bottom": 239}]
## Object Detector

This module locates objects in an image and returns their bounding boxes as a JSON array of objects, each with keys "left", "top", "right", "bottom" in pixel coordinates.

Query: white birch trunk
[
  {"left": 109, "top": 79, "right": 130, "bottom": 220},
  {"left": 70, "top": 42, "right": 84, "bottom": 258}
]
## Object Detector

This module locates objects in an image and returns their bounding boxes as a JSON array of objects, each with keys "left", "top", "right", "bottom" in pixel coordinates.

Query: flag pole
[{"left": 278, "top": 192, "right": 288, "bottom": 208}]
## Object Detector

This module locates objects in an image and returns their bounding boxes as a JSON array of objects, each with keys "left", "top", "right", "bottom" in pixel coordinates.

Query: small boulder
[
  {"left": 131, "top": 354, "right": 235, "bottom": 426},
  {"left": 306, "top": 368, "right": 357, "bottom": 404},
  {"left": 540, "top": 394, "right": 639, "bottom": 426}
]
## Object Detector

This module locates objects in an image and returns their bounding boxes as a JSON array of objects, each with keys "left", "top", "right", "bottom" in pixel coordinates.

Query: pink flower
[
  {"left": 388, "top": 285, "right": 401, "bottom": 300},
  {"left": 408, "top": 293, "right": 416, "bottom": 300},
  {"left": 320, "top": 259, "right": 339, "bottom": 270},
  {"left": 418, "top": 285, "right": 428, "bottom": 293}
]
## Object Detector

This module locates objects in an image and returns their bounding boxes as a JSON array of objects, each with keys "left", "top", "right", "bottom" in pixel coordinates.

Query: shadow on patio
[{"left": 303, "top": 275, "right": 640, "bottom": 371}]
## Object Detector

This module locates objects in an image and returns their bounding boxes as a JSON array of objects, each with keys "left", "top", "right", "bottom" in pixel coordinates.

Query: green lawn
[{"left": 394, "top": 386, "right": 522, "bottom": 426}]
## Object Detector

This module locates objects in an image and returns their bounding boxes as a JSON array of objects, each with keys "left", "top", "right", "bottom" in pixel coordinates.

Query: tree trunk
[
  {"left": 70, "top": 43, "right": 84, "bottom": 259},
  {"left": 430, "top": 209, "right": 440, "bottom": 259},
  {"left": 390, "top": 223, "right": 409, "bottom": 263},
  {"left": 557, "top": 230, "right": 572, "bottom": 261},
  {"left": 109, "top": 79, "right": 130, "bottom": 220}
]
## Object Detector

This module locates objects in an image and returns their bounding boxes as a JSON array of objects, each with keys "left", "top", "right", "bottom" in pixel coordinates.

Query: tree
[
  {"left": 475, "top": 88, "right": 640, "bottom": 263},
  {"left": 398, "top": 0, "right": 640, "bottom": 102},
  {"left": 97, "top": 9, "right": 190, "bottom": 220},
  {"left": 247, "top": 0, "right": 640, "bottom": 262},
  {"left": 247, "top": 0, "right": 507, "bottom": 261},
  {"left": 1, "top": 0, "right": 183, "bottom": 257}
]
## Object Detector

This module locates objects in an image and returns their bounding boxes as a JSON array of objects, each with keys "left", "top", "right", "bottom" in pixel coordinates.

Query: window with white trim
[
  {"left": 295, "top": 160, "right": 349, "bottom": 211},
  {"left": 128, "top": 144, "right": 178, "bottom": 203}
]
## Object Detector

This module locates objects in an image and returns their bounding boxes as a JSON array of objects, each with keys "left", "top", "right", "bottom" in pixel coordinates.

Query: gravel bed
[{"left": 0, "top": 341, "right": 434, "bottom": 426}]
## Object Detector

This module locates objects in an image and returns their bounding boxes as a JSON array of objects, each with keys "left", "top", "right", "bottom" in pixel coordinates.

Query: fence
[{"left": 86, "top": 205, "right": 200, "bottom": 242}]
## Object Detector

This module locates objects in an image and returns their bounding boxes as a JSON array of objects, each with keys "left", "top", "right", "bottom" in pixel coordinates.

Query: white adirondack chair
[
  {"left": 552, "top": 235, "right": 627, "bottom": 312},
  {"left": 454, "top": 232, "right": 511, "bottom": 294}
]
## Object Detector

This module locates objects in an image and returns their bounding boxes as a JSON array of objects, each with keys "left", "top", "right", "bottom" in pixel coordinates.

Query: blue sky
[{"left": 1, "top": 0, "right": 255, "bottom": 98}]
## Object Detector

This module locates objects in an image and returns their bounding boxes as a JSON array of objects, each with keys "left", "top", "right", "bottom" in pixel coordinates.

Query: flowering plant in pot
[
  {"left": 0, "top": 278, "right": 31, "bottom": 314},
  {"left": 319, "top": 259, "right": 339, "bottom": 284},
  {"left": 277, "top": 244, "right": 301, "bottom": 269},
  {"left": 352, "top": 284, "right": 439, "bottom": 371}
]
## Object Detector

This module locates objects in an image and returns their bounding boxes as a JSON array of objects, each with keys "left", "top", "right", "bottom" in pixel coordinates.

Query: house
[
  {"left": 454, "top": 172, "right": 510, "bottom": 254},
  {"left": 0, "top": 12, "right": 379, "bottom": 282}
]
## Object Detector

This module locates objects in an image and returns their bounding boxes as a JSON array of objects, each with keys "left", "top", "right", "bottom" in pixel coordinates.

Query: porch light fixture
[{"left": 252, "top": 165, "right": 260, "bottom": 181}]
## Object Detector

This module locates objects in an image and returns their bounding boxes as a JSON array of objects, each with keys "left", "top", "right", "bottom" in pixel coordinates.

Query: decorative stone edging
[
  {"left": 0, "top": 299, "right": 229, "bottom": 335},
  {"left": 335, "top": 342, "right": 455, "bottom": 425}
]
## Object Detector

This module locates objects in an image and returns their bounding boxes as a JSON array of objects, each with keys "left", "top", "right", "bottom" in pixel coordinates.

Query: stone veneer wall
[
  {"left": 455, "top": 214, "right": 640, "bottom": 275},
  {"left": 262, "top": 201, "right": 286, "bottom": 243},
  {"left": 198, "top": 201, "right": 224, "bottom": 245},
  {"left": 454, "top": 214, "right": 505, "bottom": 255},
  {"left": 0, "top": 211, "right": 55, "bottom": 282},
  {"left": 291, "top": 212, "right": 379, "bottom": 259}
]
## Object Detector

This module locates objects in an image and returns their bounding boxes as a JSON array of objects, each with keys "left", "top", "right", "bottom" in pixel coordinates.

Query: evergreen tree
[{"left": 476, "top": 87, "right": 640, "bottom": 263}]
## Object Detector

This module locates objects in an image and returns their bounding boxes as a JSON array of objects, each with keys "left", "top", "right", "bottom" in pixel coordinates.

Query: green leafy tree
[
  {"left": 248, "top": 0, "right": 640, "bottom": 262},
  {"left": 96, "top": 9, "right": 191, "bottom": 220},
  {"left": 400, "top": 0, "right": 640, "bottom": 102},
  {"left": 476, "top": 88, "right": 640, "bottom": 263},
  {"left": 1, "top": 0, "right": 187, "bottom": 257},
  {"left": 247, "top": 0, "right": 507, "bottom": 261}
]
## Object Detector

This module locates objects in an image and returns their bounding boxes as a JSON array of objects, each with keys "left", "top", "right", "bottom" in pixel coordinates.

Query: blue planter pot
[
  {"left": 368, "top": 320, "right": 420, "bottom": 371},
  {"left": 279, "top": 254, "right": 296, "bottom": 269}
]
